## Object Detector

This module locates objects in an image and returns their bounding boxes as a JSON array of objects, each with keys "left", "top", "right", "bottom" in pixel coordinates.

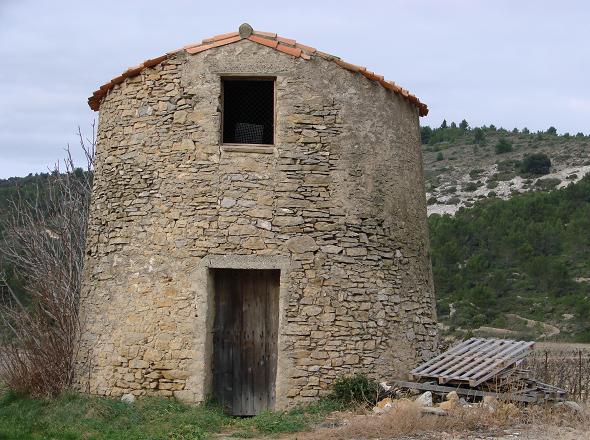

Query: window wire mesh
[
  {"left": 235, "top": 123, "right": 264, "bottom": 144},
  {"left": 223, "top": 79, "right": 274, "bottom": 145}
]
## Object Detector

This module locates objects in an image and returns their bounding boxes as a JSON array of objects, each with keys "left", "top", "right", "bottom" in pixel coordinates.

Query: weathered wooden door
[{"left": 213, "top": 269, "right": 279, "bottom": 416}]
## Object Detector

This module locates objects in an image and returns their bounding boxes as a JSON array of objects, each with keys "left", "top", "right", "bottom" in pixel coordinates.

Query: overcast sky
[{"left": 0, "top": 0, "right": 589, "bottom": 178}]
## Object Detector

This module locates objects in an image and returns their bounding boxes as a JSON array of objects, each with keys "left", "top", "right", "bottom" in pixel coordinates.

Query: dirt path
[{"left": 505, "top": 313, "right": 561, "bottom": 338}]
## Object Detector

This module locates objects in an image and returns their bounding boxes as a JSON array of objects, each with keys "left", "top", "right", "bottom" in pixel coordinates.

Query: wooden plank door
[{"left": 213, "top": 269, "right": 279, "bottom": 416}]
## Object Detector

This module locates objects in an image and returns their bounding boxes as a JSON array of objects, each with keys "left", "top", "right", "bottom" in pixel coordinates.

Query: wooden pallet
[
  {"left": 394, "top": 379, "right": 566, "bottom": 403},
  {"left": 410, "top": 338, "right": 536, "bottom": 387}
]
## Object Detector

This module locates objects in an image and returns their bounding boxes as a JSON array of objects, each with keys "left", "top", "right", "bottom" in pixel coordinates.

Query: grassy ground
[{"left": 0, "top": 391, "right": 346, "bottom": 440}]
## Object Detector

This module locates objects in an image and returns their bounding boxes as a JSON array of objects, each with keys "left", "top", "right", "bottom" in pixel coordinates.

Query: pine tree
[{"left": 473, "top": 127, "right": 485, "bottom": 145}]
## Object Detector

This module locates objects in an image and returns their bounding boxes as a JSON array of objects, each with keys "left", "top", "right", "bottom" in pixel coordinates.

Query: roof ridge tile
[
  {"left": 254, "top": 31, "right": 277, "bottom": 38},
  {"left": 202, "top": 31, "right": 239, "bottom": 43},
  {"left": 248, "top": 35, "right": 279, "bottom": 49},
  {"left": 276, "top": 43, "right": 302, "bottom": 57}
]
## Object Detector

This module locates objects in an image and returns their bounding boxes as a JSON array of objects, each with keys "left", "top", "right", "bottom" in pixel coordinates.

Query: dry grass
[{"left": 296, "top": 400, "right": 590, "bottom": 440}]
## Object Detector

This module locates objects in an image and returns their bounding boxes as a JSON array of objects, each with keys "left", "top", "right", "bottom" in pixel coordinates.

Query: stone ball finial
[{"left": 239, "top": 23, "right": 253, "bottom": 38}]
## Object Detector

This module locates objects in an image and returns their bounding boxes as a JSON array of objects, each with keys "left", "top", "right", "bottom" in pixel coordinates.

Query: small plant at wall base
[
  {"left": 331, "top": 374, "right": 380, "bottom": 405},
  {"left": 0, "top": 127, "right": 95, "bottom": 397}
]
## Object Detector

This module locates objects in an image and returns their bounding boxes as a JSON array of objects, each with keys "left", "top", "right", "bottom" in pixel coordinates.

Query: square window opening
[{"left": 222, "top": 78, "right": 275, "bottom": 145}]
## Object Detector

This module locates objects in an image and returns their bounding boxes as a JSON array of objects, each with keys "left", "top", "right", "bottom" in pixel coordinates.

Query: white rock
[
  {"left": 121, "top": 393, "right": 135, "bottom": 404},
  {"left": 415, "top": 391, "right": 433, "bottom": 407},
  {"left": 372, "top": 405, "right": 391, "bottom": 414},
  {"left": 555, "top": 400, "right": 582, "bottom": 413},
  {"left": 379, "top": 381, "right": 392, "bottom": 392}
]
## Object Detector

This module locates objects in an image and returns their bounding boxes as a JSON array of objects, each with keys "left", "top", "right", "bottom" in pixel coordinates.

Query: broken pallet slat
[{"left": 394, "top": 380, "right": 539, "bottom": 403}]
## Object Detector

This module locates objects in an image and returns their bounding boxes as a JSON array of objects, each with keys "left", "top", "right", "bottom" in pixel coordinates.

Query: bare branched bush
[
  {"left": 523, "top": 348, "right": 590, "bottom": 402},
  {"left": 0, "top": 126, "right": 95, "bottom": 396}
]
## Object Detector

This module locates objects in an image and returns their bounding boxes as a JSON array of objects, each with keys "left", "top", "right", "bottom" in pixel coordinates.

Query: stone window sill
[{"left": 221, "top": 144, "right": 275, "bottom": 154}]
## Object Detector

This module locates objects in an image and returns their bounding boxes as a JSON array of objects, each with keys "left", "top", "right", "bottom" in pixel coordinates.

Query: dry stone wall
[{"left": 77, "top": 39, "right": 437, "bottom": 408}]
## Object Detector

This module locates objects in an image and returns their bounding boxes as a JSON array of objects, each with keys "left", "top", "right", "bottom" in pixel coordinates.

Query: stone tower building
[{"left": 78, "top": 24, "right": 436, "bottom": 415}]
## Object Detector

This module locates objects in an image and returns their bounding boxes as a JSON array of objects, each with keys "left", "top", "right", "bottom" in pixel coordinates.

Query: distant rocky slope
[
  {"left": 421, "top": 123, "right": 590, "bottom": 216},
  {"left": 422, "top": 122, "right": 590, "bottom": 342}
]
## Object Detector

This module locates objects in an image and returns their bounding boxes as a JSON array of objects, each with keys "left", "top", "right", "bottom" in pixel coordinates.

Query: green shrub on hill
[
  {"left": 521, "top": 153, "right": 551, "bottom": 175},
  {"left": 495, "top": 139, "right": 513, "bottom": 154}
]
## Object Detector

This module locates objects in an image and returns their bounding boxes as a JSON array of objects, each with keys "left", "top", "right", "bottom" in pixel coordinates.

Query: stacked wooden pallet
[{"left": 395, "top": 338, "right": 566, "bottom": 403}]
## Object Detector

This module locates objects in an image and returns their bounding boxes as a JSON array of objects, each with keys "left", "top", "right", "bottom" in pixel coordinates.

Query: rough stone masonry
[{"left": 77, "top": 27, "right": 437, "bottom": 410}]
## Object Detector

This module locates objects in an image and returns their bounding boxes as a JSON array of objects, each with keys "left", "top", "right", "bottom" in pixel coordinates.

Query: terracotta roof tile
[
  {"left": 88, "top": 25, "right": 428, "bottom": 116},
  {"left": 124, "top": 65, "right": 143, "bottom": 76},
  {"left": 276, "top": 36, "right": 296, "bottom": 46},
  {"left": 362, "top": 70, "right": 384, "bottom": 82},
  {"left": 247, "top": 34, "right": 279, "bottom": 49},
  {"left": 186, "top": 35, "right": 242, "bottom": 54},
  {"left": 186, "top": 44, "right": 212, "bottom": 55},
  {"left": 335, "top": 59, "right": 361, "bottom": 73},
  {"left": 143, "top": 55, "right": 167, "bottom": 68},
  {"left": 202, "top": 31, "right": 239, "bottom": 43},
  {"left": 254, "top": 31, "right": 277, "bottom": 38},
  {"left": 294, "top": 43, "right": 316, "bottom": 53},
  {"left": 276, "top": 43, "right": 301, "bottom": 57},
  {"left": 111, "top": 74, "right": 125, "bottom": 86}
]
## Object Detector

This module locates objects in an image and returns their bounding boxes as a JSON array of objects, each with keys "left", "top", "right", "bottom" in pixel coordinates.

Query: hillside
[
  {"left": 429, "top": 174, "right": 590, "bottom": 342},
  {"left": 421, "top": 123, "right": 590, "bottom": 216},
  {"left": 0, "top": 173, "right": 53, "bottom": 298}
]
